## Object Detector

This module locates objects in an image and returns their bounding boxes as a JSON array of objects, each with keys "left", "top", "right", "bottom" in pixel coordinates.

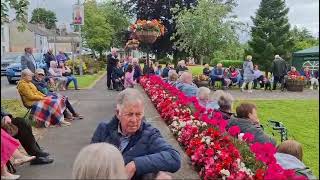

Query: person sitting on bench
[{"left": 1, "top": 107, "right": 54, "bottom": 165}]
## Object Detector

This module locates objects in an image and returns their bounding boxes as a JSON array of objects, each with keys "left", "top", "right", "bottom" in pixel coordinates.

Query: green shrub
[{"left": 210, "top": 60, "right": 243, "bottom": 68}]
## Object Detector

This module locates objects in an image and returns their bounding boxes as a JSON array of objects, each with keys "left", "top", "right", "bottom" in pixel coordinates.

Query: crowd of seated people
[{"left": 17, "top": 69, "right": 84, "bottom": 128}]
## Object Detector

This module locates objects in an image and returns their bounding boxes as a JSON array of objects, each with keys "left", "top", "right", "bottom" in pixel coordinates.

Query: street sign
[{"left": 73, "top": 5, "right": 84, "bottom": 25}]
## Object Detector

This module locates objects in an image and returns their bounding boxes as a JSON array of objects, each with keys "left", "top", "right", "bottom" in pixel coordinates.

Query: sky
[{"left": 9, "top": 0, "right": 319, "bottom": 41}]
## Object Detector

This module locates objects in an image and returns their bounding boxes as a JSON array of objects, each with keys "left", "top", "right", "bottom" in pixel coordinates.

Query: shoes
[
  {"left": 73, "top": 113, "right": 84, "bottom": 120},
  {"left": 60, "top": 119, "right": 71, "bottom": 126},
  {"left": 13, "top": 156, "right": 36, "bottom": 166},
  {"left": 30, "top": 157, "right": 54, "bottom": 165},
  {"left": 44, "top": 121, "right": 50, "bottom": 128},
  {"left": 37, "top": 151, "right": 50, "bottom": 157},
  {"left": 1, "top": 174, "right": 20, "bottom": 180}
]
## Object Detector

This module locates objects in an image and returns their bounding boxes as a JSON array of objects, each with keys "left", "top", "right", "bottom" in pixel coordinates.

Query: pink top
[
  {"left": 1, "top": 129, "right": 20, "bottom": 166},
  {"left": 124, "top": 71, "right": 135, "bottom": 88}
]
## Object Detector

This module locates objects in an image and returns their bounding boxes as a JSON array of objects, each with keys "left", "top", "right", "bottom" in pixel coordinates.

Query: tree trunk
[{"left": 200, "top": 56, "right": 204, "bottom": 66}]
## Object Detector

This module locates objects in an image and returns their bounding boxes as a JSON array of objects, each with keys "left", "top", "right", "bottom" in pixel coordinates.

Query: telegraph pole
[{"left": 77, "top": 0, "right": 83, "bottom": 76}]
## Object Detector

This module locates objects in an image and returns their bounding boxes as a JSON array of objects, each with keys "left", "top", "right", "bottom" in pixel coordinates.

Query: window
[
  {"left": 1, "top": 27, "right": 5, "bottom": 42},
  {"left": 2, "top": 46, "right": 5, "bottom": 54}
]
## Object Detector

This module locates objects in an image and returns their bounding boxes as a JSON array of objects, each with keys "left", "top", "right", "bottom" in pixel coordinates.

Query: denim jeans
[{"left": 66, "top": 76, "right": 78, "bottom": 89}]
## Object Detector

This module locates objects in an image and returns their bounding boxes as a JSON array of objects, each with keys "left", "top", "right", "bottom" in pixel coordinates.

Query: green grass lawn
[
  {"left": 68, "top": 71, "right": 105, "bottom": 89},
  {"left": 1, "top": 99, "right": 27, "bottom": 117},
  {"left": 234, "top": 100, "right": 319, "bottom": 177}
]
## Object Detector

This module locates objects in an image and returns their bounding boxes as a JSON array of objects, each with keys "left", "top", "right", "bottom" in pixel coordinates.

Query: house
[
  {"left": 47, "top": 31, "right": 81, "bottom": 54},
  {"left": 8, "top": 19, "right": 50, "bottom": 53},
  {"left": 1, "top": 23, "right": 10, "bottom": 54}
]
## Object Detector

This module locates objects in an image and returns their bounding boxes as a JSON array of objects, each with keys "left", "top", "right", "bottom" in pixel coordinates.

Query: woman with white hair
[
  {"left": 48, "top": 61, "right": 68, "bottom": 91},
  {"left": 17, "top": 69, "right": 71, "bottom": 127},
  {"left": 216, "top": 91, "right": 234, "bottom": 119},
  {"left": 72, "top": 143, "right": 127, "bottom": 179},
  {"left": 240, "top": 55, "right": 254, "bottom": 93},
  {"left": 176, "top": 60, "right": 189, "bottom": 75},
  {"left": 197, "top": 87, "right": 211, "bottom": 107},
  {"left": 167, "top": 70, "right": 179, "bottom": 86}
]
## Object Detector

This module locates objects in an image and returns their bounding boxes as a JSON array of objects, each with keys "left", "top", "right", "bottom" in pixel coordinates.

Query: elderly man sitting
[
  {"left": 175, "top": 72, "right": 199, "bottom": 97},
  {"left": 91, "top": 89, "right": 181, "bottom": 179},
  {"left": 210, "top": 63, "right": 226, "bottom": 90}
]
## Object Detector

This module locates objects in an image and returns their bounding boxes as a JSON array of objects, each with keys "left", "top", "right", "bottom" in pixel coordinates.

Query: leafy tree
[
  {"left": 30, "top": 8, "right": 57, "bottom": 29},
  {"left": 290, "top": 26, "right": 319, "bottom": 52},
  {"left": 82, "top": 0, "right": 114, "bottom": 58},
  {"left": 100, "top": 1, "right": 130, "bottom": 48},
  {"left": 172, "top": 0, "right": 241, "bottom": 65},
  {"left": 82, "top": 0, "right": 130, "bottom": 58},
  {"left": 248, "top": 0, "right": 294, "bottom": 71},
  {"left": 1, "top": 0, "right": 29, "bottom": 31}
]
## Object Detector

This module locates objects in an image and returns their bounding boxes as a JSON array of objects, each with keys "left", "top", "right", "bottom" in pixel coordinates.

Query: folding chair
[{"left": 18, "top": 93, "right": 34, "bottom": 126}]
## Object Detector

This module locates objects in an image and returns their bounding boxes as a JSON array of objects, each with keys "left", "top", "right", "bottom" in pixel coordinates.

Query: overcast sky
[{"left": 10, "top": 0, "right": 319, "bottom": 41}]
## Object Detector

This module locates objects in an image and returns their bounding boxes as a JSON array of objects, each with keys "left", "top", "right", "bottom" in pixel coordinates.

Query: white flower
[
  {"left": 238, "top": 133, "right": 245, "bottom": 141},
  {"left": 180, "top": 121, "right": 186, "bottom": 128},
  {"left": 217, "top": 150, "right": 221, "bottom": 155},
  {"left": 220, "top": 169, "right": 230, "bottom": 177},
  {"left": 214, "top": 155, "right": 218, "bottom": 160}
]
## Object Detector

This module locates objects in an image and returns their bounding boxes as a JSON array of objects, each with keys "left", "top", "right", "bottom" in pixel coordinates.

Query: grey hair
[
  {"left": 210, "top": 90, "right": 225, "bottom": 101},
  {"left": 21, "top": 69, "right": 33, "bottom": 77},
  {"left": 116, "top": 88, "right": 144, "bottom": 110},
  {"left": 72, "top": 143, "right": 127, "bottom": 179},
  {"left": 275, "top": 55, "right": 280, "bottom": 59},
  {"left": 217, "top": 92, "right": 234, "bottom": 112},
  {"left": 197, "top": 87, "right": 211, "bottom": 101},
  {"left": 179, "top": 72, "right": 192, "bottom": 83}
]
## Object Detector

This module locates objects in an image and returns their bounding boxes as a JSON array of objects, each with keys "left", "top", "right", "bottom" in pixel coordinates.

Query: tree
[
  {"left": 172, "top": 0, "right": 241, "bottom": 65},
  {"left": 82, "top": 0, "right": 130, "bottom": 58},
  {"left": 1, "top": 0, "right": 29, "bottom": 31},
  {"left": 248, "top": 0, "right": 294, "bottom": 71},
  {"left": 100, "top": 1, "right": 130, "bottom": 48},
  {"left": 290, "top": 26, "right": 319, "bottom": 52},
  {"left": 122, "top": 0, "right": 198, "bottom": 61},
  {"left": 82, "top": 0, "right": 114, "bottom": 58},
  {"left": 30, "top": 8, "right": 57, "bottom": 29}
]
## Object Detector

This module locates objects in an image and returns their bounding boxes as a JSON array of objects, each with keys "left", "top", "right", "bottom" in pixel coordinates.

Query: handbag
[{"left": 2, "top": 123, "right": 18, "bottom": 136}]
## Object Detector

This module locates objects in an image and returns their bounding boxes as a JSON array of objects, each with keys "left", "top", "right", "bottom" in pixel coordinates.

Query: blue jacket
[
  {"left": 211, "top": 68, "right": 224, "bottom": 78},
  {"left": 91, "top": 116, "right": 181, "bottom": 178},
  {"left": 175, "top": 82, "right": 199, "bottom": 97}
]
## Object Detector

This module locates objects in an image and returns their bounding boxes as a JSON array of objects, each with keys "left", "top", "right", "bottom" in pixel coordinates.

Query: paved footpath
[{"left": 17, "top": 75, "right": 199, "bottom": 179}]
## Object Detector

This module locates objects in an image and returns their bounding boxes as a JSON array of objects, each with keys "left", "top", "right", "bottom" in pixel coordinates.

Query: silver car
[{"left": 1, "top": 53, "right": 23, "bottom": 76}]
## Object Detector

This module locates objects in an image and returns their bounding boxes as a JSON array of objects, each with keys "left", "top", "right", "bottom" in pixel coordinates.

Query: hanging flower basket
[
  {"left": 130, "top": 19, "right": 165, "bottom": 44},
  {"left": 135, "top": 31, "right": 160, "bottom": 44}
]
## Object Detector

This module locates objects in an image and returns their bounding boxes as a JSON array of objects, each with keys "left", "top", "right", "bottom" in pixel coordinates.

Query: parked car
[
  {"left": 1, "top": 53, "right": 24, "bottom": 76},
  {"left": 6, "top": 53, "right": 47, "bottom": 84}
]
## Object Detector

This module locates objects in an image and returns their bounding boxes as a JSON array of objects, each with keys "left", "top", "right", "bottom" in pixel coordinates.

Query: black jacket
[
  {"left": 203, "top": 67, "right": 211, "bottom": 76},
  {"left": 44, "top": 52, "right": 56, "bottom": 68},
  {"left": 271, "top": 57, "right": 288, "bottom": 77},
  {"left": 111, "top": 67, "right": 124, "bottom": 80},
  {"left": 106, "top": 54, "right": 119, "bottom": 69}
]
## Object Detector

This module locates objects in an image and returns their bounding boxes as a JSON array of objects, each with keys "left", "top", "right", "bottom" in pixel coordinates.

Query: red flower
[
  {"left": 228, "top": 126, "right": 241, "bottom": 137},
  {"left": 243, "top": 132, "right": 254, "bottom": 143}
]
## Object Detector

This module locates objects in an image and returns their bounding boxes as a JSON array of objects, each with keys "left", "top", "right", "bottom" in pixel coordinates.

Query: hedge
[{"left": 210, "top": 60, "right": 243, "bottom": 68}]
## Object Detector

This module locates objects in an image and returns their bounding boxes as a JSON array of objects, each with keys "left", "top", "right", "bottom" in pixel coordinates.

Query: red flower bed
[{"left": 140, "top": 75, "right": 306, "bottom": 180}]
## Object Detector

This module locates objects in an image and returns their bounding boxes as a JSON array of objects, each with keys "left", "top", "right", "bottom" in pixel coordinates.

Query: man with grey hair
[
  {"left": 271, "top": 54, "right": 288, "bottom": 90},
  {"left": 21, "top": 47, "right": 37, "bottom": 73},
  {"left": 217, "top": 91, "right": 234, "bottom": 119},
  {"left": 176, "top": 72, "right": 199, "bottom": 97},
  {"left": 91, "top": 88, "right": 181, "bottom": 179}
]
